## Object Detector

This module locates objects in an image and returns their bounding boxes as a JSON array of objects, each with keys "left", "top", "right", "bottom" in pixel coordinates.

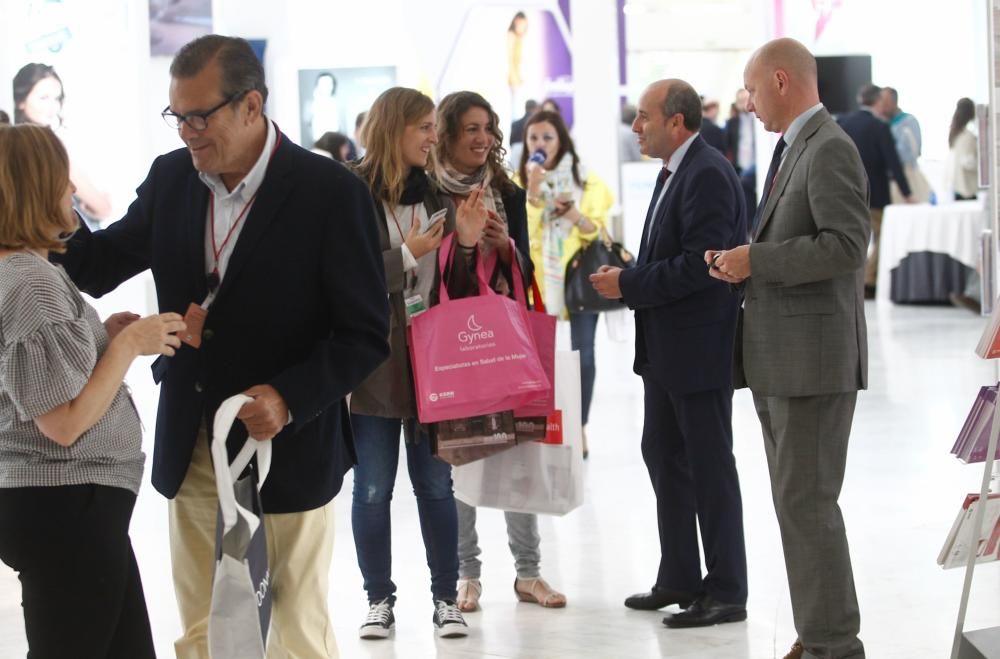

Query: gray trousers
[
  {"left": 753, "top": 392, "right": 865, "bottom": 659},
  {"left": 456, "top": 500, "right": 541, "bottom": 579}
]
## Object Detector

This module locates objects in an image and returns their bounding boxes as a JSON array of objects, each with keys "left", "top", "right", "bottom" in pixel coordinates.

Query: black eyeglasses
[{"left": 161, "top": 90, "right": 248, "bottom": 131}]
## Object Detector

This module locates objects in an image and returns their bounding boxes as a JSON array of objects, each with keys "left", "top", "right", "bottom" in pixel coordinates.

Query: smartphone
[{"left": 422, "top": 208, "right": 447, "bottom": 234}]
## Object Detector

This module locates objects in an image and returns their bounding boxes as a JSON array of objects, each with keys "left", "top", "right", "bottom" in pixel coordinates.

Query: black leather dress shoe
[
  {"left": 624, "top": 587, "right": 696, "bottom": 610},
  {"left": 662, "top": 594, "right": 746, "bottom": 628}
]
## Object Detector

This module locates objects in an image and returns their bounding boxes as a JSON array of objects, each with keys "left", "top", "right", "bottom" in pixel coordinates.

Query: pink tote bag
[
  {"left": 408, "top": 234, "right": 550, "bottom": 424},
  {"left": 514, "top": 275, "right": 556, "bottom": 419}
]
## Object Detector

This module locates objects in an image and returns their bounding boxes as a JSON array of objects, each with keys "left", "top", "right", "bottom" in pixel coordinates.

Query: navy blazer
[
  {"left": 837, "top": 109, "right": 910, "bottom": 209},
  {"left": 618, "top": 136, "right": 747, "bottom": 394},
  {"left": 57, "top": 132, "right": 391, "bottom": 513},
  {"left": 701, "top": 119, "right": 726, "bottom": 155}
]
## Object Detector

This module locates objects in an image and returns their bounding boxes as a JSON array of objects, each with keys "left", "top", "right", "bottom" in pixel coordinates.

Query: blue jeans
[
  {"left": 569, "top": 312, "right": 598, "bottom": 426},
  {"left": 350, "top": 414, "right": 459, "bottom": 603}
]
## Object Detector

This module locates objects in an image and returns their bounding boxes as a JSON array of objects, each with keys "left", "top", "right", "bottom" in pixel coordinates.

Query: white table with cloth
[{"left": 875, "top": 200, "right": 986, "bottom": 304}]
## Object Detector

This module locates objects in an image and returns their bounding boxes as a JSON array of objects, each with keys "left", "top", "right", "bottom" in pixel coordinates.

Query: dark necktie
[
  {"left": 752, "top": 137, "right": 787, "bottom": 233},
  {"left": 644, "top": 166, "right": 672, "bottom": 242}
]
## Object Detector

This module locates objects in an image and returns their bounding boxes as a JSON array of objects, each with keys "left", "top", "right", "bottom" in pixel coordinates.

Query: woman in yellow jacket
[{"left": 516, "top": 110, "right": 614, "bottom": 457}]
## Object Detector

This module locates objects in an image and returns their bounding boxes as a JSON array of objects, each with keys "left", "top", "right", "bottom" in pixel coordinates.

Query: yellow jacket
[{"left": 519, "top": 171, "right": 614, "bottom": 304}]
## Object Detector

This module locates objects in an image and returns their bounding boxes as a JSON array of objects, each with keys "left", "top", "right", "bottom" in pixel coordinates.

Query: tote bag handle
[{"left": 211, "top": 394, "right": 273, "bottom": 536}]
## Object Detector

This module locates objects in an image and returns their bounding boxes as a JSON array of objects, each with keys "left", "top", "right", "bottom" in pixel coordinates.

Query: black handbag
[{"left": 564, "top": 229, "right": 635, "bottom": 313}]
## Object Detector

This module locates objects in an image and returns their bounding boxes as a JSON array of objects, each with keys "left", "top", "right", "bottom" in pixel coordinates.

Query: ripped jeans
[{"left": 350, "top": 414, "right": 459, "bottom": 603}]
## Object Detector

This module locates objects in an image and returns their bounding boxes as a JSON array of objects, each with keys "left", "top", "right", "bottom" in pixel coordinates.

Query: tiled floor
[{"left": 2, "top": 282, "right": 999, "bottom": 658}]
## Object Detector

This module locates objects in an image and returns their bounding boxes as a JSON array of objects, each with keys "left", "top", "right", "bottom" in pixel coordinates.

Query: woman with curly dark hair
[{"left": 431, "top": 90, "right": 564, "bottom": 613}]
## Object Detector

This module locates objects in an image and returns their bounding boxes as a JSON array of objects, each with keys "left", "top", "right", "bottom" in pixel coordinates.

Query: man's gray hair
[
  {"left": 170, "top": 35, "right": 268, "bottom": 104},
  {"left": 662, "top": 81, "right": 702, "bottom": 132}
]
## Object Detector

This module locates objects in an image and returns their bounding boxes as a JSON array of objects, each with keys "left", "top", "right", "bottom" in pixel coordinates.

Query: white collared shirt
[
  {"left": 777, "top": 103, "right": 824, "bottom": 173},
  {"left": 649, "top": 132, "right": 700, "bottom": 235},
  {"left": 199, "top": 118, "right": 277, "bottom": 304}
]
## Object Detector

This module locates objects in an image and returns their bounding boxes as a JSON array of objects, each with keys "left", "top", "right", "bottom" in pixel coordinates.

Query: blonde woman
[
  {"left": 350, "top": 87, "right": 487, "bottom": 640},
  {"left": 0, "top": 124, "right": 183, "bottom": 657}
]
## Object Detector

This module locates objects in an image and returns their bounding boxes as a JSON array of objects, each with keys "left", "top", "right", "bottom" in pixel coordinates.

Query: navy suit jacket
[
  {"left": 701, "top": 119, "right": 726, "bottom": 155},
  {"left": 57, "top": 132, "right": 391, "bottom": 513},
  {"left": 837, "top": 109, "right": 910, "bottom": 209},
  {"left": 618, "top": 135, "right": 747, "bottom": 394}
]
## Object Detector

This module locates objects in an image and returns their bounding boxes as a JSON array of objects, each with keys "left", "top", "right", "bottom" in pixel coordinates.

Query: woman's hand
[
  {"left": 482, "top": 211, "right": 512, "bottom": 264},
  {"left": 116, "top": 313, "right": 186, "bottom": 358},
  {"left": 456, "top": 188, "right": 488, "bottom": 247},
  {"left": 104, "top": 312, "right": 140, "bottom": 341},
  {"left": 405, "top": 216, "right": 445, "bottom": 259},
  {"left": 553, "top": 199, "right": 595, "bottom": 233},
  {"left": 553, "top": 199, "right": 582, "bottom": 223}
]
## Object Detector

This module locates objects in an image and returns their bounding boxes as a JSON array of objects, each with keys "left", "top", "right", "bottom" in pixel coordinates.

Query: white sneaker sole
[
  {"left": 359, "top": 624, "right": 394, "bottom": 640},
  {"left": 435, "top": 624, "right": 468, "bottom": 639}
]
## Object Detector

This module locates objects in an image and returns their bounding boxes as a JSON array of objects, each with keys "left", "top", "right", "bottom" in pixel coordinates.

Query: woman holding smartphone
[
  {"left": 517, "top": 110, "right": 614, "bottom": 460},
  {"left": 349, "top": 87, "right": 487, "bottom": 641},
  {"left": 431, "top": 90, "right": 565, "bottom": 612}
]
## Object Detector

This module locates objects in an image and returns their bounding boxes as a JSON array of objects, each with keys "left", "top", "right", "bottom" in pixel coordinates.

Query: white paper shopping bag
[{"left": 453, "top": 351, "right": 584, "bottom": 515}]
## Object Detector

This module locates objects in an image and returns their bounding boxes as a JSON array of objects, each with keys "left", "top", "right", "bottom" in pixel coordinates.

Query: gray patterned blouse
[{"left": 0, "top": 252, "right": 144, "bottom": 493}]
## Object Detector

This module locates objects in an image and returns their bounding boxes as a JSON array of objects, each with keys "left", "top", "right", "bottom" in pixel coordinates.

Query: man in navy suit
[
  {"left": 58, "top": 35, "right": 390, "bottom": 658},
  {"left": 700, "top": 97, "right": 726, "bottom": 154},
  {"left": 591, "top": 79, "right": 748, "bottom": 628},
  {"left": 837, "top": 83, "right": 913, "bottom": 296}
]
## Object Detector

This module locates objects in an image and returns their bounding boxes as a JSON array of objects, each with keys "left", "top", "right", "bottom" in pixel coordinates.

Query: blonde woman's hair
[
  {"left": 355, "top": 87, "right": 435, "bottom": 207},
  {"left": 0, "top": 124, "right": 75, "bottom": 252}
]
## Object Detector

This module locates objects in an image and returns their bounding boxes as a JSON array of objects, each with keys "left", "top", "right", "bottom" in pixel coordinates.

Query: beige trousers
[
  {"left": 864, "top": 208, "right": 884, "bottom": 287},
  {"left": 169, "top": 429, "right": 338, "bottom": 659}
]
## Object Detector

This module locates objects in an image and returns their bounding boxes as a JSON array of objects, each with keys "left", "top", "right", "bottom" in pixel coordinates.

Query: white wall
[{"left": 570, "top": 0, "right": 621, "bottom": 203}]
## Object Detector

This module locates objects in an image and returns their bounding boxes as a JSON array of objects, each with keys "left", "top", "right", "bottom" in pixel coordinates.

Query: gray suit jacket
[{"left": 738, "top": 108, "right": 870, "bottom": 397}]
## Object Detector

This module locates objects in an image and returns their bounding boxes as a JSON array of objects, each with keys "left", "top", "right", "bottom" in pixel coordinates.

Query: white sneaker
[
  {"left": 432, "top": 599, "right": 469, "bottom": 638},
  {"left": 359, "top": 597, "right": 395, "bottom": 640}
]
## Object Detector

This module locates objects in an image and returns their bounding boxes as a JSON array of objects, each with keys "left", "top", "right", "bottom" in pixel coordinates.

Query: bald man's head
[
  {"left": 749, "top": 38, "right": 817, "bottom": 86},
  {"left": 743, "top": 38, "right": 821, "bottom": 134}
]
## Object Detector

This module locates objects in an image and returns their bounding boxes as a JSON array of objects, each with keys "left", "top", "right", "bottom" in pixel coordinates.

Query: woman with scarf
[
  {"left": 431, "top": 90, "right": 565, "bottom": 613},
  {"left": 517, "top": 109, "right": 614, "bottom": 460},
  {"left": 349, "top": 87, "right": 487, "bottom": 641}
]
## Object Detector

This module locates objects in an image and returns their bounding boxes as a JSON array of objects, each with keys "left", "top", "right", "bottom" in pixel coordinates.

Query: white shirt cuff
[{"left": 401, "top": 243, "right": 419, "bottom": 271}]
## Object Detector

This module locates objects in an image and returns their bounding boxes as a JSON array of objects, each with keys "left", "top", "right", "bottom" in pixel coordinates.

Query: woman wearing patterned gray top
[{"left": 0, "top": 124, "right": 185, "bottom": 658}]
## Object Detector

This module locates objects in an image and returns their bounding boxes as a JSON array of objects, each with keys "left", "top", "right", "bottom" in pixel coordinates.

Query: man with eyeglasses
[{"left": 57, "top": 34, "right": 390, "bottom": 658}]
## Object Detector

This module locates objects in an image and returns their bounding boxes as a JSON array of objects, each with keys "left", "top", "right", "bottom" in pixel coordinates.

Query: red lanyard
[
  {"left": 207, "top": 132, "right": 283, "bottom": 288},
  {"left": 387, "top": 205, "right": 417, "bottom": 244}
]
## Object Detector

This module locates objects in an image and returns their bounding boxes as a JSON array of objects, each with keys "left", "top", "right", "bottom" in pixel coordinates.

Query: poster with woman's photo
[
  {"left": 149, "top": 0, "right": 213, "bottom": 57},
  {"left": 298, "top": 67, "right": 396, "bottom": 150}
]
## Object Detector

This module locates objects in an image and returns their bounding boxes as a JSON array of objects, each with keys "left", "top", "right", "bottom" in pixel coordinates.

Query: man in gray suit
[{"left": 706, "top": 38, "right": 870, "bottom": 659}]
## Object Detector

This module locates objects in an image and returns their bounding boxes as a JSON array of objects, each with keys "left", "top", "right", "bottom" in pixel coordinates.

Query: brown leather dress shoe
[{"left": 783, "top": 640, "right": 804, "bottom": 659}]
